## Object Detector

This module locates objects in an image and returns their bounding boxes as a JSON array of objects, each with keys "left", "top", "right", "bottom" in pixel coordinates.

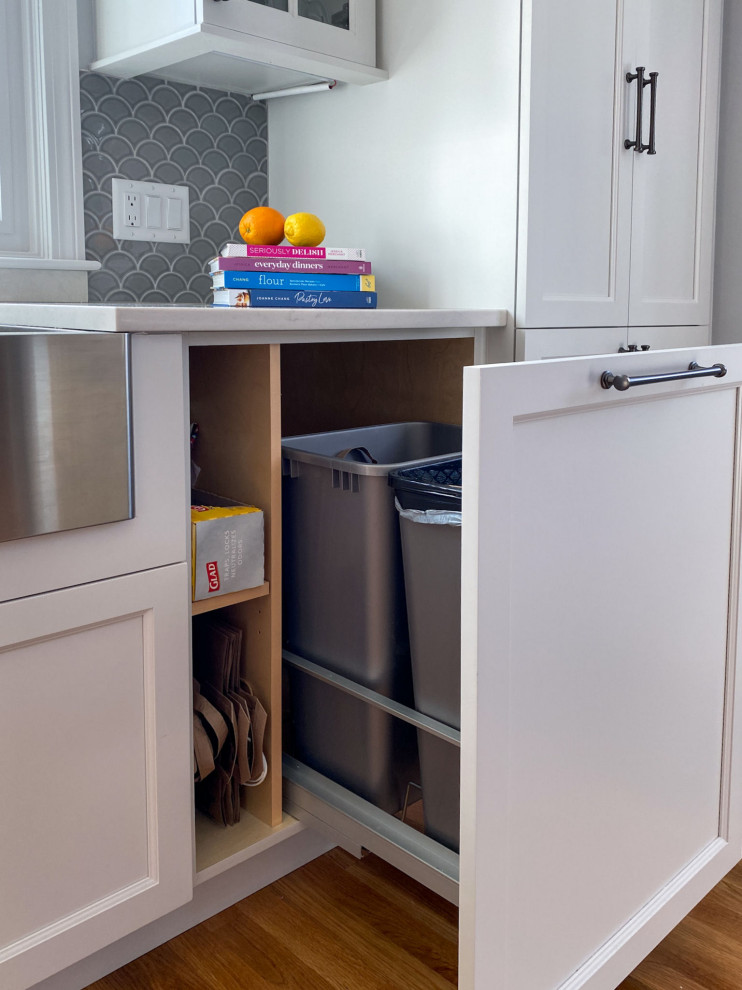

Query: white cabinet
[
  {"left": 460, "top": 341, "right": 742, "bottom": 988},
  {"left": 0, "top": 564, "right": 193, "bottom": 990},
  {"left": 91, "top": 0, "right": 385, "bottom": 96},
  {"left": 517, "top": 0, "right": 722, "bottom": 333}
]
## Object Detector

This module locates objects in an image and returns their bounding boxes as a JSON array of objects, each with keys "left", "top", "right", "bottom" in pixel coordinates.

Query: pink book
[
  {"left": 209, "top": 256, "right": 372, "bottom": 275},
  {"left": 221, "top": 243, "right": 366, "bottom": 260}
]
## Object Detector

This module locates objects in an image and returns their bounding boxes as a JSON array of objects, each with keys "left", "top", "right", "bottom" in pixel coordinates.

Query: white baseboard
[{"left": 29, "top": 827, "right": 334, "bottom": 990}]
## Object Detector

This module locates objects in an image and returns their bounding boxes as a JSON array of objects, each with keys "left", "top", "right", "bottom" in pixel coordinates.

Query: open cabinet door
[{"left": 459, "top": 344, "right": 742, "bottom": 990}]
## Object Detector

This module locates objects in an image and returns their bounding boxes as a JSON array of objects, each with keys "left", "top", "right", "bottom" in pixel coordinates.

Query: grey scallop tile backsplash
[{"left": 80, "top": 71, "right": 268, "bottom": 304}]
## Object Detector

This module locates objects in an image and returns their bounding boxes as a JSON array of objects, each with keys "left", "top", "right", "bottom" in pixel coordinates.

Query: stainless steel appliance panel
[{"left": 0, "top": 332, "right": 133, "bottom": 542}]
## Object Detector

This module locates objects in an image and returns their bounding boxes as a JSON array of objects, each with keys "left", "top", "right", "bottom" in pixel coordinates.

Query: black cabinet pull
[
  {"left": 601, "top": 361, "right": 727, "bottom": 392},
  {"left": 625, "top": 67, "right": 646, "bottom": 152},
  {"left": 645, "top": 71, "right": 659, "bottom": 154},
  {"left": 619, "top": 344, "right": 651, "bottom": 353}
]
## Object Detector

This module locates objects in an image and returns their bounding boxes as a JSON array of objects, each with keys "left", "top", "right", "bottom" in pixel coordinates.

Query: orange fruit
[
  {"left": 238, "top": 206, "right": 285, "bottom": 245},
  {"left": 284, "top": 212, "right": 326, "bottom": 247}
]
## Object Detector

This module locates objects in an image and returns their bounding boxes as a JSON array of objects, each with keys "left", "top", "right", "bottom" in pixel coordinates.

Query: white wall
[
  {"left": 77, "top": 0, "right": 96, "bottom": 68},
  {"left": 713, "top": 0, "right": 742, "bottom": 344},
  {"left": 268, "top": 0, "right": 521, "bottom": 316}
]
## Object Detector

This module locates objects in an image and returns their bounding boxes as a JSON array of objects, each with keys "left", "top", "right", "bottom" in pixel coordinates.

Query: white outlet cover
[{"left": 112, "top": 178, "right": 190, "bottom": 243}]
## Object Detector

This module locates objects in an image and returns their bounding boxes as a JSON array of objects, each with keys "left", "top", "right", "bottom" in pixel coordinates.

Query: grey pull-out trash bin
[
  {"left": 282, "top": 423, "right": 462, "bottom": 814},
  {"left": 390, "top": 458, "right": 462, "bottom": 851}
]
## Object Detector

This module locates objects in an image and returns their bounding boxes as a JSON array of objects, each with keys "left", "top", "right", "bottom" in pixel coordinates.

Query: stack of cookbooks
[{"left": 210, "top": 243, "right": 377, "bottom": 309}]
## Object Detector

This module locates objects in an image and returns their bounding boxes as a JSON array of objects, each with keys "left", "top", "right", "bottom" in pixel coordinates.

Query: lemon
[{"left": 284, "top": 212, "right": 326, "bottom": 247}]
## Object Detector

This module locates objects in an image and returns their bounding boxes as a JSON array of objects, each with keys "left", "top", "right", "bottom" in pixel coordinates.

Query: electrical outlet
[
  {"left": 112, "top": 179, "right": 190, "bottom": 243},
  {"left": 125, "top": 191, "right": 140, "bottom": 227}
]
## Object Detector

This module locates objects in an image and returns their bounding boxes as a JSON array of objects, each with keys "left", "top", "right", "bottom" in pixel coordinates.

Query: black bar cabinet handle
[
  {"left": 625, "top": 67, "right": 646, "bottom": 152},
  {"left": 645, "top": 71, "right": 659, "bottom": 154},
  {"left": 601, "top": 361, "right": 727, "bottom": 392}
]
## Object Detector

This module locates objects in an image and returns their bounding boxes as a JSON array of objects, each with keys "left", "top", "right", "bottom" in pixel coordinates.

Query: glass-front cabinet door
[{"left": 202, "top": 0, "right": 376, "bottom": 66}]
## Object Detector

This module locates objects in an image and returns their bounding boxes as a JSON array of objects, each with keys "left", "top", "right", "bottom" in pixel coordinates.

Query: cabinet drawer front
[
  {"left": 0, "top": 334, "right": 187, "bottom": 603},
  {"left": 516, "top": 326, "right": 628, "bottom": 360},
  {"left": 0, "top": 564, "right": 192, "bottom": 990},
  {"left": 461, "top": 342, "right": 742, "bottom": 989}
]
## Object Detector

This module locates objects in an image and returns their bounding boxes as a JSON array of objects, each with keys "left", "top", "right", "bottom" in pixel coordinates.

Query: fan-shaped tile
[
  {"left": 88, "top": 270, "right": 119, "bottom": 300},
  {"left": 229, "top": 118, "right": 258, "bottom": 142},
  {"left": 190, "top": 202, "right": 216, "bottom": 228},
  {"left": 138, "top": 253, "right": 170, "bottom": 280},
  {"left": 185, "top": 164, "right": 214, "bottom": 189},
  {"left": 115, "top": 79, "right": 149, "bottom": 106},
  {"left": 125, "top": 240, "right": 152, "bottom": 260},
  {"left": 117, "top": 118, "right": 150, "bottom": 146},
  {"left": 217, "top": 204, "right": 243, "bottom": 233},
  {"left": 190, "top": 273, "right": 212, "bottom": 298},
  {"left": 153, "top": 162, "right": 185, "bottom": 185},
  {"left": 246, "top": 142, "right": 268, "bottom": 167},
  {"left": 104, "top": 251, "right": 138, "bottom": 277},
  {"left": 82, "top": 172, "right": 97, "bottom": 196},
  {"left": 226, "top": 152, "right": 259, "bottom": 175},
  {"left": 213, "top": 97, "right": 243, "bottom": 122},
  {"left": 100, "top": 135, "right": 135, "bottom": 160},
  {"left": 215, "top": 133, "right": 243, "bottom": 158},
  {"left": 81, "top": 112, "right": 115, "bottom": 142},
  {"left": 218, "top": 169, "right": 246, "bottom": 195},
  {"left": 86, "top": 231, "right": 117, "bottom": 257},
  {"left": 201, "top": 148, "right": 230, "bottom": 174},
  {"left": 122, "top": 271, "right": 157, "bottom": 297},
  {"left": 154, "top": 241, "right": 186, "bottom": 261},
  {"left": 80, "top": 92, "right": 95, "bottom": 115},
  {"left": 200, "top": 113, "right": 229, "bottom": 138},
  {"left": 80, "top": 72, "right": 114, "bottom": 100},
  {"left": 189, "top": 238, "right": 219, "bottom": 264},
  {"left": 172, "top": 255, "right": 203, "bottom": 282},
  {"left": 231, "top": 189, "right": 262, "bottom": 213},
  {"left": 83, "top": 152, "right": 117, "bottom": 182},
  {"left": 156, "top": 272, "right": 188, "bottom": 297},
  {"left": 183, "top": 92, "right": 213, "bottom": 117},
  {"left": 185, "top": 129, "right": 214, "bottom": 155},
  {"left": 133, "top": 102, "right": 168, "bottom": 128},
  {"left": 117, "top": 156, "right": 151, "bottom": 181},
  {"left": 202, "top": 185, "right": 231, "bottom": 212},
  {"left": 136, "top": 140, "right": 168, "bottom": 166},
  {"left": 151, "top": 123, "right": 182, "bottom": 151},
  {"left": 168, "top": 108, "right": 200, "bottom": 133},
  {"left": 98, "top": 95, "right": 132, "bottom": 124},
  {"left": 141, "top": 290, "right": 171, "bottom": 303},
  {"left": 202, "top": 220, "right": 232, "bottom": 245},
  {"left": 151, "top": 85, "right": 182, "bottom": 112},
  {"left": 84, "top": 210, "right": 100, "bottom": 236},
  {"left": 246, "top": 173, "right": 268, "bottom": 199},
  {"left": 199, "top": 85, "right": 228, "bottom": 103},
  {"left": 84, "top": 191, "right": 111, "bottom": 218},
  {"left": 171, "top": 144, "right": 200, "bottom": 171}
]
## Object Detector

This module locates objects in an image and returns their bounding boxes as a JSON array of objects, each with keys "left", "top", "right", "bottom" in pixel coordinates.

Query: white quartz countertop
[{"left": 0, "top": 303, "right": 508, "bottom": 337}]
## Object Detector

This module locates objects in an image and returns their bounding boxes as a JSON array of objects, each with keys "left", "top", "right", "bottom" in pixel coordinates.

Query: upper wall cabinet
[
  {"left": 516, "top": 0, "right": 722, "bottom": 330},
  {"left": 91, "top": 0, "right": 386, "bottom": 96}
]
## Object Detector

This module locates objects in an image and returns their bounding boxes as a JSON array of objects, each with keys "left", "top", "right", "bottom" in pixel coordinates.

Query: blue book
[
  {"left": 212, "top": 270, "right": 375, "bottom": 292},
  {"left": 212, "top": 288, "right": 378, "bottom": 309}
]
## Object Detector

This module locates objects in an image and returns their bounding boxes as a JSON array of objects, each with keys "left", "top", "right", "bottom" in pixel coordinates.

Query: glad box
[{"left": 191, "top": 491, "right": 264, "bottom": 601}]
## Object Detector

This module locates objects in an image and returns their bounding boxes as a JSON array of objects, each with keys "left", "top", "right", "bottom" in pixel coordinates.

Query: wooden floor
[{"left": 87, "top": 851, "right": 742, "bottom": 989}]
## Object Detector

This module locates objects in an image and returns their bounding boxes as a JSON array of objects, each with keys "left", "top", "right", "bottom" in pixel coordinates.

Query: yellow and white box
[{"left": 191, "top": 495, "right": 264, "bottom": 601}]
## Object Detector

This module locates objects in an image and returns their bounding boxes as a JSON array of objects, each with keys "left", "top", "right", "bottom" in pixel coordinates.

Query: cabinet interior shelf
[
  {"left": 195, "top": 809, "right": 303, "bottom": 883},
  {"left": 191, "top": 581, "right": 270, "bottom": 616}
]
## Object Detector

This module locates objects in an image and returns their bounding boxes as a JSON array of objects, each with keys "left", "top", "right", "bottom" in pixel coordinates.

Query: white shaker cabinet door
[
  {"left": 516, "top": 0, "right": 633, "bottom": 329},
  {"left": 460, "top": 344, "right": 742, "bottom": 990},
  {"left": 0, "top": 563, "right": 192, "bottom": 990},
  {"left": 627, "top": 0, "right": 722, "bottom": 328}
]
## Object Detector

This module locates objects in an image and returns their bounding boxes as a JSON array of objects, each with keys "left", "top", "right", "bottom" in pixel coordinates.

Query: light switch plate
[{"left": 112, "top": 179, "right": 190, "bottom": 243}]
